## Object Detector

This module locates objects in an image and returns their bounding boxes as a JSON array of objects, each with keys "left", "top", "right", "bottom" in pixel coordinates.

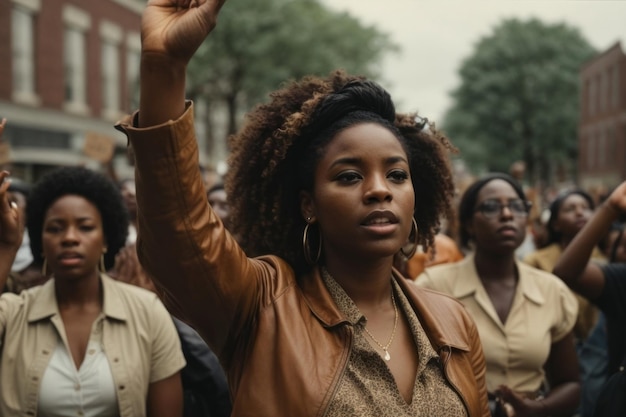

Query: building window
[
  {"left": 126, "top": 33, "right": 141, "bottom": 112},
  {"left": 101, "top": 41, "right": 120, "bottom": 118},
  {"left": 587, "top": 131, "right": 595, "bottom": 170},
  {"left": 63, "top": 5, "right": 90, "bottom": 114},
  {"left": 588, "top": 77, "right": 596, "bottom": 116},
  {"left": 598, "top": 129, "right": 606, "bottom": 168},
  {"left": 11, "top": 0, "right": 41, "bottom": 105},
  {"left": 100, "top": 21, "right": 123, "bottom": 120}
]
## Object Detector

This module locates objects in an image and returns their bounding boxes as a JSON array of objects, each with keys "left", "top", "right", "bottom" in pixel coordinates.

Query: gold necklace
[{"left": 363, "top": 290, "right": 398, "bottom": 361}]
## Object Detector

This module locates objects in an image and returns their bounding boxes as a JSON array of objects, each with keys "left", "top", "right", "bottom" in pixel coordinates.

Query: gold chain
[
  {"left": 363, "top": 290, "right": 398, "bottom": 361},
  {"left": 320, "top": 267, "right": 398, "bottom": 361}
]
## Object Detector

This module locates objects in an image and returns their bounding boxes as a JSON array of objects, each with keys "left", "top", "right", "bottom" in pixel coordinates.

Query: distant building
[
  {"left": 578, "top": 41, "right": 626, "bottom": 192},
  {"left": 0, "top": 0, "right": 149, "bottom": 181}
]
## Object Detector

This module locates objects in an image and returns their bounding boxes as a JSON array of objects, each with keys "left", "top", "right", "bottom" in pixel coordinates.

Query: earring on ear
[{"left": 302, "top": 217, "right": 322, "bottom": 265}]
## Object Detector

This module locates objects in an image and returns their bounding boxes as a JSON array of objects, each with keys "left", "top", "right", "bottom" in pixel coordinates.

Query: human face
[
  {"left": 300, "top": 123, "right": 414, "bottom": 263},
  {"left": 42, "top": 195, "right": 106, "bottom": 280},
  {"left": 466, "top": 179, "right": 527, "bottom": 255},
  {"left": 553, "top": 193, "right": 593, "bottom": 240},
  {"left": 120, "top": 180, "right": 137, "bottom": 219},
  {"left": 208, "top": 189, "right": 230, "bottom": 225}
]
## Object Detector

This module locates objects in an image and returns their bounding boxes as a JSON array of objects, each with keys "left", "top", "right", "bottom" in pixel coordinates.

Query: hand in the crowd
[
  {"left": 606, "top": 181, "right": 626, "bottom": 214},
  {"left": 142, "top": 0, "right": 227, "bottom": 65},
  {"left": 496, "top": 385, "right": 546, "bottom": 417},
  {"left": 0, "top": 171, "right": 23, "bottom": 253},
  {"left": 111, "top": 244, "right": 156, "bottom": 293},
  {"left": 0, "top": 118, "right": 6, "bottom": 139}
]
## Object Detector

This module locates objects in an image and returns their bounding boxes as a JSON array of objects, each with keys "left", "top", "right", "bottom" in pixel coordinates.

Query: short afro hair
[{"left": 27, "top": 166, "right": 129, "bottom": 270}]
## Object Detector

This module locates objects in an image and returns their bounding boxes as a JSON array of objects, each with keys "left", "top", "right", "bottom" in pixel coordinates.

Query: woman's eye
[
  {"left": 336, "top": 172, "right": 361, "bottom": 183},
  {"left": 389, "top": 170, "right": 409, "bottom": 182}
]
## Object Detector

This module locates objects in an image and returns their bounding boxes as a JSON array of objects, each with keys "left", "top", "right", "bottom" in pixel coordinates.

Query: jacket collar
[
  {"left": 27, "top": 273, "right": 128, "bottom": 323},
  {"left": 299, "top": 266, "right": 470, "bottom": 351}
]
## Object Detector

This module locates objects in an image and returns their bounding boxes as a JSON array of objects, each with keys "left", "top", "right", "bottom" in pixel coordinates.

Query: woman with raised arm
[
  {"left": 553, "top": 180, "right": 626, "bottom": 416},
  {"left": 0, "top": 166, "right": 186, "bottom": 417},
  {"left": 115, "top": 1, "right": 490, "bottom": 416}
]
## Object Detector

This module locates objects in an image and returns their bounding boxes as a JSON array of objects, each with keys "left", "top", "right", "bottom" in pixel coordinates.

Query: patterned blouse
[{"left": 322, "top": 271, "right": 468, "bottom": 417}]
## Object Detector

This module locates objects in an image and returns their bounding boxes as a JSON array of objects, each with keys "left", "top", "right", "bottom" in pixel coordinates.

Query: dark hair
[
  {"left": 458, "top": 173, "right": 527, "bottom": 249},
  {"left": 226, "top": 70, "right": 456, "bottom": 274},
  {"left": 545, "top": 189, "right": 595, "bottom": 245},
  {"left": 26, "top": 166, "right": 129, "bottom": 269}
]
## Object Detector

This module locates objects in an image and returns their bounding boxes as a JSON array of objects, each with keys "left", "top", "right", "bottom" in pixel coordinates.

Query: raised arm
[
  {"left": 139, "top": 0, "right": 226, "bottom": 127},
  {"left": 0, "top": 170, "right": 23, "bottom": 287},
  {"left": 553, "top": 181, "right": 626, "bottom": 300}
]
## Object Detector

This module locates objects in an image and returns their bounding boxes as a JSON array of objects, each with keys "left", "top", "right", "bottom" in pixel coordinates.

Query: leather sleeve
[{"left": 115, "top": 103, "right": 293, "bottom": 357}]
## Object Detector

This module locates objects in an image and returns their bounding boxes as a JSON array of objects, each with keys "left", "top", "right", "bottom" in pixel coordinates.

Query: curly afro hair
[
  {"left": 226, "top": 70, "right": 457, "bottom": 274},
  {"left": 26, "top": 166, "right": 129, "bottom": 270}
]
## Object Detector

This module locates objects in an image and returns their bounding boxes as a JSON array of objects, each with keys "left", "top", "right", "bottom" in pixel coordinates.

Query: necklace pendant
[{"left": 383, "top": 349, "right": 391, "bottom": 361}]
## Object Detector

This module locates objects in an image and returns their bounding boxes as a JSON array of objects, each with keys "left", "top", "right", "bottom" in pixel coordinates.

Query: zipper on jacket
[{"left": 440, "top": 345, "right": 472, "bottom": 416}]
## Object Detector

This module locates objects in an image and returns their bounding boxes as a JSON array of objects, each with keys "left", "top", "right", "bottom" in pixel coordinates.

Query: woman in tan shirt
[{"left": 417, "top": 173, "right": 580, "bottom": 417}]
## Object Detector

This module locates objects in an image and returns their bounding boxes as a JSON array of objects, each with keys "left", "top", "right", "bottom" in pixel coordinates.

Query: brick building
[
  {"left": 578, "top": 41, "right": 626, "bottom": 192},
  {"left": 0, "top": 0, "right": 145, "bottom": 182}
]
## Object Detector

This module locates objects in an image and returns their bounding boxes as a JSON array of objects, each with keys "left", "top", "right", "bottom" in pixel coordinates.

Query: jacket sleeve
[{"left": 115, "top": 103, "right": 290, "bottom": 357}]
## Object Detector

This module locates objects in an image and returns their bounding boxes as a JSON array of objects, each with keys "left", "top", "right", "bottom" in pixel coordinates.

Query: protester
[
  {"left": 553, "top": 180, "right": 626, "bottom": 416},
  {"left": 115, "top": 1, "right": 490, "bottom": 416},
  {"left": 0, "top": 170, "right": 20, "bottom": 286},
  {"left": 524, "top": 189, "right": 605, "bottom": 342},
  {"left": 0, "top": 166, "right": 185, "bottom": 416},
  {"left": 207, "top": 183, "right": 230, "bottom": 230},
  {"left": 111, "top": 244, "right": 232, "bottom": 417},
  {"left": 416, "top": 173, "right": 580, "bottom": 417},
  {"left": 119, "top": 177, "right": 138, "bottom": 245}
]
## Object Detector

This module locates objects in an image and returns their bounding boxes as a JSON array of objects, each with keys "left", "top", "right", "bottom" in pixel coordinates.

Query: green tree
[
  {"left": 188, "top": 0, "right": 397, "bottom": 141},
  {"left": 443, "top": 18, "right": 596, "bottom": 184}
]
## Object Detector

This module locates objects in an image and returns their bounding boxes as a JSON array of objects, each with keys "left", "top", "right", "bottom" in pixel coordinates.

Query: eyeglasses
[{"left": 475, "top": 198, "right": 531, "bottom": 219}]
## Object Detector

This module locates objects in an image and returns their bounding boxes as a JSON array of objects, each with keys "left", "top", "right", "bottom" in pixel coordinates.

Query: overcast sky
[{"left": 319, "top": 0, "right": 626, "bottom": 124}]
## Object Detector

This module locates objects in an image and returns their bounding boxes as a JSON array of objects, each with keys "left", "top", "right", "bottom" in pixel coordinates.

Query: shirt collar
[
  {"left": 451, "top": 253, "right": 545, "bottom": 306},
  {"left": 28, "top": 274, "right": 128, "bottom": 323}
]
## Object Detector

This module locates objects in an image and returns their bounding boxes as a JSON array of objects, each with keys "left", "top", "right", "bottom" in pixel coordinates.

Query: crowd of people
[{"left": 0, "top": 1, "right": 624, "bottom": 417}]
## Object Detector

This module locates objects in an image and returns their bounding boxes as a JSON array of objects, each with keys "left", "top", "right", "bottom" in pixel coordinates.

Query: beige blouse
[
  {"left": 322, "top": 271, "right": 467, "bottom": 417},
  {"left": 416, "top": 255, "right": 577, "bottom": 393}
]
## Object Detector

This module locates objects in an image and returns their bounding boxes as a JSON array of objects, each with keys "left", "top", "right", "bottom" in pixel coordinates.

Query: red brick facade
[
  {"left": 578, "top": 42, "right": 626, "bottom": 191},
  {"left": 0, "top": 0, "right": 143, "bottom": 181}
]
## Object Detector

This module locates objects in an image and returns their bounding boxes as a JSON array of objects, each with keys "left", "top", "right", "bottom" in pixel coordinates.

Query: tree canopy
[
  {"left": 442, "top": 18, "right": 596, "bottom": 184},
  {"left": 187, "top": 0, "right": 397, "bottom": 139}
]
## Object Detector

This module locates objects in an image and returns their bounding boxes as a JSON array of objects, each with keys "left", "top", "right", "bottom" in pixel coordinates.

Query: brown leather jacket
[{"left": 117, "top": 104, "right": 490, "bottom": 417}]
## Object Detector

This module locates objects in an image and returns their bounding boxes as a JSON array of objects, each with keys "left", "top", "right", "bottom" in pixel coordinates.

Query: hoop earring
[
  {"left": 302, "top": 218, "right": 322, "bottom": 265},
  {"left": 41, "top": 258, "right": 48, "bottom": 277},
  {"left": 399, "top": 218, "right": 419, "bottom": 259}
]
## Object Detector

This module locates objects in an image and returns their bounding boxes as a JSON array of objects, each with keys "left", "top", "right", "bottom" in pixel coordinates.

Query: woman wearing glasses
[{"left": 416, "top": 173, "right": 580, "bottom": 417}]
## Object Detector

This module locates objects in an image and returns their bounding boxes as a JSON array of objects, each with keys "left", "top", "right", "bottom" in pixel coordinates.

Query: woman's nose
[{"left": 364, "top": 175, "right": 392, "bottom": 203}]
